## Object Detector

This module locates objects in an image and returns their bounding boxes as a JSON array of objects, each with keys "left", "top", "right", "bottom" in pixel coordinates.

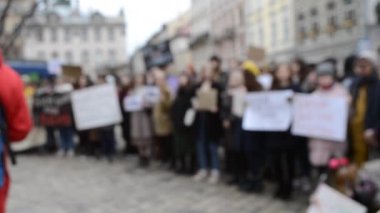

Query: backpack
[{"left": 0, "top": 107, "right": 17, "bottom": 187}]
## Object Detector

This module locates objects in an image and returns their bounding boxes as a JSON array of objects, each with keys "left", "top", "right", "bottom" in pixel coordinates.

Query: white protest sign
[
  {"left": 144, "top": 86, "right": 160, "bottom": 104},
  {"left": 124, "top": 95, "right": 143, "bottom": 112},
  {"left": 307, "top": 184, "right": 367, "bottom": 213},
  {"left": 242, "top": 90, "right": 293, "bottom": 131},
  {"left": 292, "top": 94, "right": 349, "bottom": 142},
  {"left": 71, "top": 84, "right": 122, "bottom": 131}
]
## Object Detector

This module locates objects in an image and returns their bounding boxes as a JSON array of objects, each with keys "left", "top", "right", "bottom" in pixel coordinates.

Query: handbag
[{"left": 184, "top": 108, "right": 196, "bottom": 127}]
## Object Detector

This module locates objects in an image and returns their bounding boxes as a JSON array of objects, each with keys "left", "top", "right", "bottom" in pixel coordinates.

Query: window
[
  {"left": 327, "top": 1, "right": 335, "bottom": 10},
  {"left": 298, "top": 13, "right": 304, "bottom": 21},
  {"left": 311, "top": 8, "right": 318, "bottom": 16},
  {"left": 95, "top": 27, "right": 101, "bottom": 41},
  {"left": 344, "top": 0, "right": 352, "bottom": 5},
  {"left": 36, "top": 28, "right": 44, "bottom": 42},
  {"left": 81, "top": 27, "right": 87, "bottom": 41},
  {"left": 299, "top": 26, "right": 307, "bottom": 40},
  {"left": 108, "top": 27, "right": 114, "bottom": 41},
  {"left": 81, "top": 50, "right": 89, "bottom": 63},
  {"left": 65, "top": 51, "right": 72, "bottom": 63},
  {"left": 329, "top": 16, "right": 337, "bottom": 28},
  {"left": 37, "top": 51, "right": 45, "bottom": 60},
  {"left": 109, "top": 50, "right": 116, "bottom": 65},
  {"left": 346, "top": 10, "right": 356, "bottom": 23},
  {"left": 50, "top": 28, "right": 57, "bottom": 42},
  {"left": 312, "top": 22, "right": 320, "bottom": 37},
  {"left": 271, "top": 21, "right": 277, "bottom": 46},
  {"left": 51, "top": 51, "right": 58, "bottom": 59},
  {"left": 64, "top": 28, "right": 71, "bottom": 42},
  {"left": 283, "top": 18, "right": 289, "bottom": 41}
]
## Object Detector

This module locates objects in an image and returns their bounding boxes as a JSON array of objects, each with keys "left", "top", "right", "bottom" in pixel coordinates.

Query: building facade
[
  {"left": 245, "top": 0, "right": 296, "bottom": 63},
  {"left": 211, "top": 0, "right": 245, "bottom": 70},
  {"left": 294, "top": 0, "right": 365, "bottom": 71},
  {"left": 22, "top": 5, "right": 127, "bottom": 77},
  {"left": 190, "top": 0, "right": 213, "bottom": 71}
]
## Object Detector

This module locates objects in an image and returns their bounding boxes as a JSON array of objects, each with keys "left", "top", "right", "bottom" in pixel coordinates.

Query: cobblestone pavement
[{"left": 8, "top": 156, "right": 307, "bottom": 213}]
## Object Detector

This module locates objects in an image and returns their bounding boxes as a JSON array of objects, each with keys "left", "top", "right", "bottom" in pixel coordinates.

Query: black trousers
[
  {"left": 155, "top": 135, "right": 173, "bottom": 163},
  {"left": 272, "top": 149, "right": 295, "bottom": 196}
]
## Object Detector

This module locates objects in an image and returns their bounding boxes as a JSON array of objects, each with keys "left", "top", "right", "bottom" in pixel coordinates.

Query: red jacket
[
  {"left": 0, "top": 51, "right": 32, "bottom": 213},
  {"left": 0, "top": 54, "right": 32, "bottom": 142}
]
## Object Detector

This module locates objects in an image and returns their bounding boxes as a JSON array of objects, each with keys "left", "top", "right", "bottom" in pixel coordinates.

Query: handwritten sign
[
  {"left": 307, "top": 184, "right": 366, "bottom": 213},
  {"left": 124, "top": 95, "right": 144, "bottom": 112},
  {"left": 292, "top": 94, "right": 349, "bottom": 142},
  {"left": 144, "top": 86, "right": 160, "bottom": 104},
  {"left": 197, "top": 89, "right": 217, "bottom": 111},
  {"left": 71, "top": 84, "right": 122, "bottom": 131},
  {"left": 33, "top": 92, "right": 73, "bottom": 127},
  {"left": 242, "top": 90, "right": 293, "bottom": 131}
]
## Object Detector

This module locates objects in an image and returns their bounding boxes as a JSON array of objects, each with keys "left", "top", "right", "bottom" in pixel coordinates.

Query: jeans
[
  {"left": 46, "top": 127, "right": 56, "bottom": 147},
  {"left": 197, "top": 140, "right": 220, "bottom": 170},
  {"left": 100, "top": 128, "right": 116, "bottom": 158},
  {"left": 59, "top": 127, "right": 74, "bottom": 151}
]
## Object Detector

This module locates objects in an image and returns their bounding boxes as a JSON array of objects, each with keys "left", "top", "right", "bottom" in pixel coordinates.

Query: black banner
[
  {"left": 143, "top": 40, "right": 174, "bottom": 70},
  {"left": 33, "top": 92, "right": 73, "bottom": 127}
]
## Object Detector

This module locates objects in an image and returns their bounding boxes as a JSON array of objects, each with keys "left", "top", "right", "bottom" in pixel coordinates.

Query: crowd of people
[{"left": 32, "top": 50, "right": 380, "bottom": 205}]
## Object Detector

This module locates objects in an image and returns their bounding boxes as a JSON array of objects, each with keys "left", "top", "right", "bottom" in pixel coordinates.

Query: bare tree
[
  {"left": 0, "top": 0, "right": 13, "bottom": 37},
  {"left": 1, "top": 1, "right": 39, "bottom": 57}
]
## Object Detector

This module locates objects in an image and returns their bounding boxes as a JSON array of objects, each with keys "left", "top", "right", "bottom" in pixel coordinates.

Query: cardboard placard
[
  {"left": 292, "top": 94, "right": 349, "bottom": 142},
  {"left": 71, "top": 84, "right": 122, "bottom": 130},
  {"left": 242, "top": 90, "right": 293, "bottom": 131}
]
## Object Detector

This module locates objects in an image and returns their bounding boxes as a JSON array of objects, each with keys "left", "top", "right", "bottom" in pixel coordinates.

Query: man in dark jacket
[
  {"left": 349, "top": 50, "right": 380, "bottom": 166},
  {"left": 0, "top": 50, "right": 32, "bottom": 212}
]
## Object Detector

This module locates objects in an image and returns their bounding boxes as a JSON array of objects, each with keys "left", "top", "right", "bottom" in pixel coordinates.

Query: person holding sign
[
  {"left": 153, "top": 71, "right": 173, "bottom": 167},
  {"left": 192, "top": 66, "right": 223, "bottom": 184},
  {"left": 130, "top": 74, "right": 154, "bottom": 167},
  {"left": 239, "top": 61, "right": 266, "bottom": 193},
  {"left": 308, "top": 62, "right": 351, "bottom": 174},
  {"left": 266, "top": 64, "right": 301, "bottom": 200},
  {"left": 349, "top": 51, "right": 380, "bottom": 167},
  {"left": 223, "top": 70, "right": 248, "bottom": 185}
]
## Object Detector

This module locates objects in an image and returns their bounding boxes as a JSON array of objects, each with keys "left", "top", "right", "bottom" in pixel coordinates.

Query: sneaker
[
  {"left": 67, "top": 150, "right": 75, "bottom": 158},
  {"left": 193, "top": 170, "right": 208, "bottom": 182},
  {"left": 208, "top": 170, "right": 220, "bottom": 185},
  {"left": 56, "top": 149, "right": 65, "bottom": 157}
]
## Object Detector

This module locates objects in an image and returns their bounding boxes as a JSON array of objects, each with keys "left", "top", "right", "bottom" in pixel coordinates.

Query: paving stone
[{"left": 7, "top": 156, "right": 307, "bottom": 213}]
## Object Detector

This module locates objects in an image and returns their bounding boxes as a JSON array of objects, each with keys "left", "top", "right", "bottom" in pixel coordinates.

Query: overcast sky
[{"left": 79, "top": 0, "right": 191, "bottom": 55}]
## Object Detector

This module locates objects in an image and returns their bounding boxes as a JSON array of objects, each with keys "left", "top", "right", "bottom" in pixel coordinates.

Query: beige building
[
  {"left": 211, "top": 0, "right": 245, "bottom": 70},
  {"left": 190, "top": 0, "right": 213, "bottom": 71},
  {"left": 245, "top": 0, "right": 296, "bottom": 63},
  {"left": 294, "top": 0, "right": 365, "bottom": 71},
  {"left": 22, "top": 5, "right": 127, "bottom": 77}
]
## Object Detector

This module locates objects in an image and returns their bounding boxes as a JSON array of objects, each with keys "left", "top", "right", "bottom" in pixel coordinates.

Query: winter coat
[
  {"left": 153, "top": 86, "right": 172, "bottom": 136},
  {"left": 266, "top": 84, "right": 300, "bottom": 151},
  {"left": 308, "top": 83, "right": 351, "bottom": 167},
  {"left": 194, "top": 82, "right": 223, "bottom": 142},
  {"left": 130, "top": 87, "right": 153, "bottom": 140},
  {"left": 0, "top": 53, "right": 32, "bottom": 212},
  {"left": 170, "top": 86, "right": 195, "bottom": 133}
]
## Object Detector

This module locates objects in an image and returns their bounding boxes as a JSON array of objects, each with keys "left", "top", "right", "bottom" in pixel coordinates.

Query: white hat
[{"left": 357, "top": 50, "right": 378, "bottom": 66}]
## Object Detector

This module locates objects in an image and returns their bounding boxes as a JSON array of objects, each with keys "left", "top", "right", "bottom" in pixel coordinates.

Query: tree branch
[
  {"left": 0, "top": 0, "right": 13, "bottom": 37},
  {"left": 2, "top": 1, "right": 39, "bottom": 57}
]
